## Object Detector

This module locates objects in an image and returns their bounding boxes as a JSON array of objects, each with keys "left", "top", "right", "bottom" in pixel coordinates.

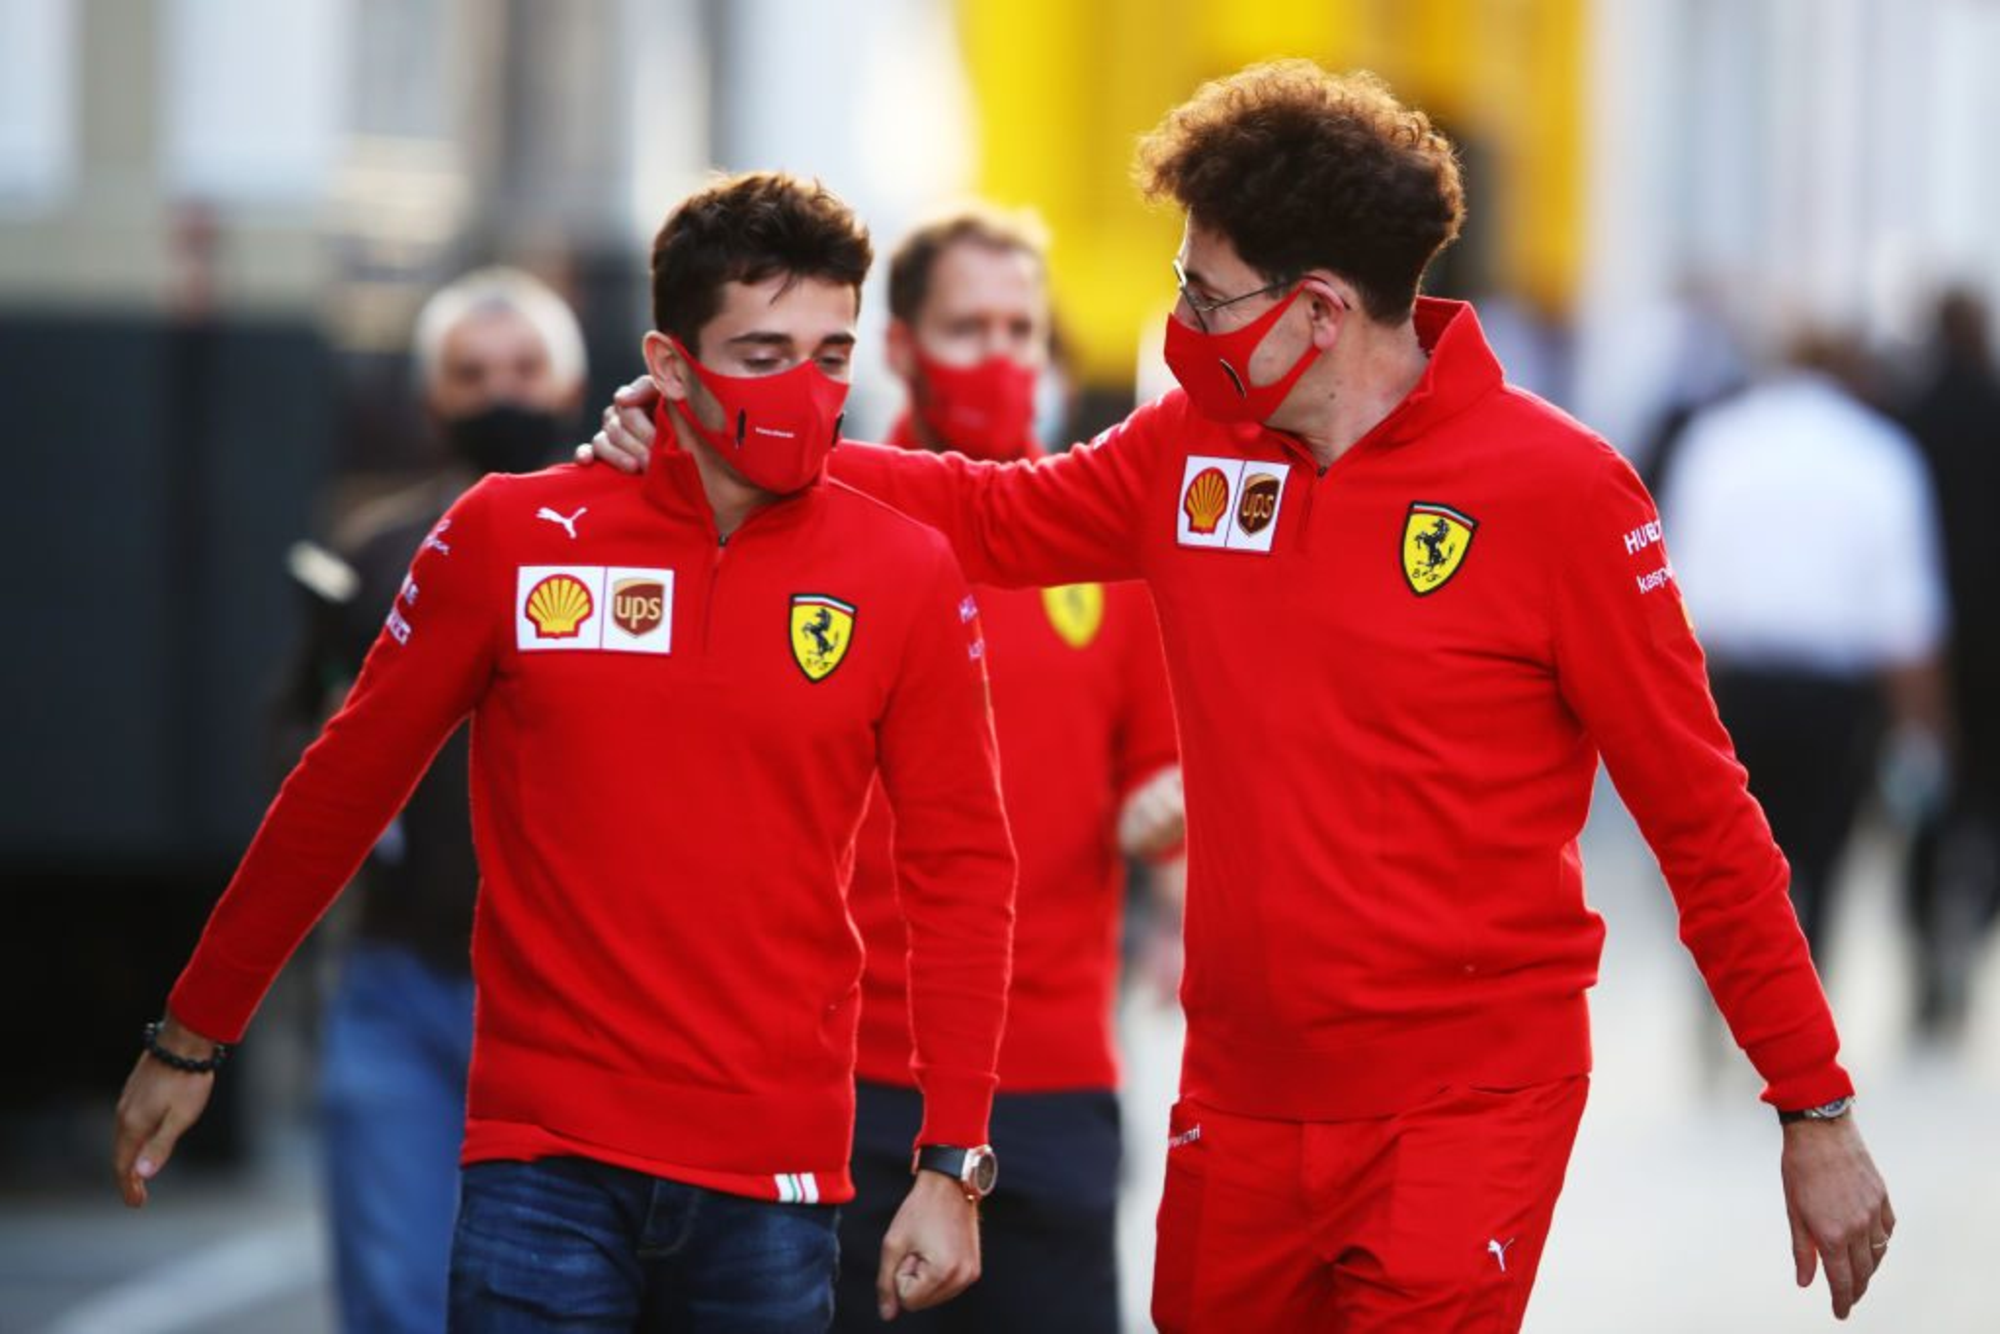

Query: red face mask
[
  {"left": 667, "top": 336, "right": 849, "bottom": 494},
  {"left": 1162, "top": 285, "right": 1321, "bottom": 423},
  {"left": 912, "top": 348, "right": 1039, "bottom": 461}
]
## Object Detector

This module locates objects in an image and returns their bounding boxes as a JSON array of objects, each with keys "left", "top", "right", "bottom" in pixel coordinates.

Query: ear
[
  {"left": 884, "top": 319, "right": 919, "bottom": 387},
  {"left": 1299, "top": 274, "right": 1351, "bottom": 351},
  {"left": 642, "top": 331, "right": 696, "bottom": 402}
]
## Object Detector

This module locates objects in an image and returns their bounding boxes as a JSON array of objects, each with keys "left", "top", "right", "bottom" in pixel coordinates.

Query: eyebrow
[{"left": 725, "top": 330, "right": 858, "bottom": 349}]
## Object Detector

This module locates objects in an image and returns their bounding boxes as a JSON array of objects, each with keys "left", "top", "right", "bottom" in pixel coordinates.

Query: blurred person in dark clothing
[
  {"left": 1899, "top": 288, "right": 2000, "bottom": 1037},
  {"left": 284, "top": 267, "right": 585, "bottom": 1334},
  {"left": 1661, "top": 332, "right": 1950, "bottom": 969}
]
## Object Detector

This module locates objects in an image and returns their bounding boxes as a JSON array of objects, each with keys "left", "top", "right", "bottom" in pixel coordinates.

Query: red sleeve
[
  {"left": 168, "top": 484, "right": 501, "bottom": 1042},
  {"left": 1552, "top": 447, "right": 1852, "bottom": 1110},
  {"left": 828, "top": 395, "right": 1173, "bottom": 588},
  {"left": 874, "top": 538, "right": 1017, "bottom": 1148},
  {"left": 1110, "top": 583, "right": 1182, "bottom": 837}
]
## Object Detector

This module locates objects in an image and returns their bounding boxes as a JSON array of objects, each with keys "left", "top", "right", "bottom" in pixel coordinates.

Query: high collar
[
  {"left": 886, "top": 409, "right": 1046, "bottom": 463},
  {"left": 1273, "top": 297, "right": 1506, "bottom": 460},
  {"left": 639, "top": 415, "right": 824, "bottom": 540}
]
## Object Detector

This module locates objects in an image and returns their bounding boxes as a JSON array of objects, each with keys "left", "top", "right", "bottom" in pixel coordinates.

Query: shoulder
[
  {"left": 1082, "top": 387, "right": 1212, "bottom": 455},
  {"left": 821, "top": 479, "right": 960, "bottom": 565},
  {"left": 1474, "top": 384, "right": 1635, "bottom": 499},
  {"left": 474, "top": 461, "right": 638, "bottom": 509},
  {"left": 455, "top": 463, "right": 644, "bottom": 538}
]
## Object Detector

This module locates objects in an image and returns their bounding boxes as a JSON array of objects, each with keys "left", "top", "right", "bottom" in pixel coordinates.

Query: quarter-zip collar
[
  {"left": 641, "top": 428, "right": 823, "bottom": 543},
  {"left": 1259, "top": 296, "right": 1506, "bottom": 468}
]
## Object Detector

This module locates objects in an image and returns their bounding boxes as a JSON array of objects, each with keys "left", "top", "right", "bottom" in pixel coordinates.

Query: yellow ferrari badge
[{"left": 790, "top": 594, "right": 856, "bottom": 681}]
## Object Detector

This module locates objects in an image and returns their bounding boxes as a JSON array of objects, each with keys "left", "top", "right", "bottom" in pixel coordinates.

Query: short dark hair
[
  {"left": 887, "top": 205, "right": 1049, "bottom": 325},
  {"left": 1135, "top": 62, "right": 1465, "bottom": 323},
  {"left": 650, "top": 171, "right": 873, "bottom": 352}
]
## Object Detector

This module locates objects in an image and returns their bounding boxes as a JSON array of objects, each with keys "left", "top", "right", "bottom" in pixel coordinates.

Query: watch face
[{"left": 969, "top": 1148, "right": 999, "bottom": 1195}]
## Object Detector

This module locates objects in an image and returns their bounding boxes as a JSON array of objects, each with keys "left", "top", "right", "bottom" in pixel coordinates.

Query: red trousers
[{"left": 1152, "top": 1076, "right": 1589, "bottom": 1333}]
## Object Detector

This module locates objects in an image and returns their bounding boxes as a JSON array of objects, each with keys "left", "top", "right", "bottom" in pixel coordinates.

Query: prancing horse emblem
[
  {"left": 1401, "top": 502, "right": 1478, "bottom": 595},
  {"left": 789, "top": 594, "right": 857, "bottom": 681}
]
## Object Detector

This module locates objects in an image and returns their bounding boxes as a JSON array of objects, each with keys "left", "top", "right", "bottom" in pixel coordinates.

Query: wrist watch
[
  {"left": 1777, "top": 1096, "right": 1853, "bottom": 1126},
  {"left": 913, "top": 1144, "right": 999, "bottom": 1203}
]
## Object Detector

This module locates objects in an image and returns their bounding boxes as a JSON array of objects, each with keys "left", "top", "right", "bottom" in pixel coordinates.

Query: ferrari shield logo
[
  {"left": 1402, "top": 502, "right": 1477, "bottom": 595},
  {"left": 790, "top": 594, "right": 857, "bottom": 681},
  {"left": 1042, "top": 583, "right": 1105, "bottom": 649}
]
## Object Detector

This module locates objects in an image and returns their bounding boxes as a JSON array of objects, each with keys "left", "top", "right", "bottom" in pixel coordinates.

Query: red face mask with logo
[
  {"left": 1162, "top": 285, "right": 1321, "bottom": 424},
  {"left": 912, "top": 349, "right": 1039, "bottom": 461},
  {"left": 667, "top": 336, "right": 850, "bottom": 494}
]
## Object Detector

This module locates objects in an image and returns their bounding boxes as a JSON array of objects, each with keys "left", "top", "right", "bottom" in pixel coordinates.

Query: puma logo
[
  {"left": 537, "top": 506, "right": 587, "bottom": 540},
  {"left": 1487, "top": 1237, "right": 1516, "bottom": 1273}
]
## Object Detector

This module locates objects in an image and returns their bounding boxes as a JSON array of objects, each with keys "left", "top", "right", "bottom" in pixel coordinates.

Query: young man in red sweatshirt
[
  {"left": 585, "top": 66, "right": 1895, "bottom": 1332},
  {"left": 833, "top": 207, "right": 1184, "bottom": 1334},
  {"left": 112, "top": 172, "right": 1016, "bottom": 1333}
]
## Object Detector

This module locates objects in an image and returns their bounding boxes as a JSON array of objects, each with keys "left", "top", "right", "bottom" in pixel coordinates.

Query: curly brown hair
[
  {"left": 1136, "top": 62, "right": 1465, "bottom": 323},
  {"left": 651, "top": 171, "right": 873, "bottom": 352}
]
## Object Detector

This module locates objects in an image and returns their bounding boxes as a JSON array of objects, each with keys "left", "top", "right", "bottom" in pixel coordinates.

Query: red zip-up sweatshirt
[
  {"left": 849, "top": 418, "right": 1180, "bottom": 1094},
  {"left": 169, "top": 443, "right": 1015, "bottom": 1203},
  {"left": 830, "top": 298, "right": 1852, "bottom": 1120}
]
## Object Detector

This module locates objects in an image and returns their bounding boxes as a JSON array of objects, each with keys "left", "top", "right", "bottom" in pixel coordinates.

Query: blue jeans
[
  {"left": 320, "top": 941, "right": 477, "bottom": 1334},
  {"left": 450, "top": 1157, "right": 841, "bottom": 1333}
]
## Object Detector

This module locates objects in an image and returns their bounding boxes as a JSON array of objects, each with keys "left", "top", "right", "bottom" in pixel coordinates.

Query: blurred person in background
[
  {"left": 586, "top": 61, "right": 1893, "bottom": 1331},
  {"left": 831, "top": 206, "right": 1184, "bottom": 1334},
  {"left": 112, "top": 172, "right": 1015, "bottom": 1333},
  {"left": 1660, "top": 331, "right": 1952, "bottom": 973},
  {"left": 1632, "top": 275, "right": 1753, "bottom": 499},
  {"left": 1898, "top": 288, "right": 2000, "bottom": 1038},
  {"left": 276, "top": 267, "right": 586, "bottom": 1334}
]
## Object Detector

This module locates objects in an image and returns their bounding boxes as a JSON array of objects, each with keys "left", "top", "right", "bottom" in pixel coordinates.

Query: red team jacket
[
  {"left": 169, "top": 441, "right": 1015, "bottom": 1204},
  {"left": 832, "top": 298, "right": 1854, "bottom": 1121},
  {"left": 849, "top": 421, "right": 1181, "bottom": 1095}
]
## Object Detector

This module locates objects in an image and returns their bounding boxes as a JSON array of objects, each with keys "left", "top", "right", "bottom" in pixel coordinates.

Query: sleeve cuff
[
  {"left": 913, "top": 1068, "right": 999, "bottom": 1149},
  {"left": 167, "top": 953, "right": 276, "bottom": 1046},
  {"left": 1760, "top": 1064, "right": 1856, "bottom": 1112}
]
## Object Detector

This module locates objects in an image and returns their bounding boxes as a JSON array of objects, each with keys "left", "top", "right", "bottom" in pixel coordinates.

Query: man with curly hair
[{"left": 586, "top": 62, "right": 1893, "bottom": 1332}]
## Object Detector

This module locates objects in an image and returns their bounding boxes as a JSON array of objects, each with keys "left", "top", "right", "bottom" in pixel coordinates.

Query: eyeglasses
[{"left": 1172, "top": 259, "right": 1296, "bottom": 333}]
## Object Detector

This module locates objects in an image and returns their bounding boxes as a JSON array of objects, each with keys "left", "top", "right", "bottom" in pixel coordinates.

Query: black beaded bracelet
[{"left": 142, "top": 1020, "right": 230, "bottom": 1075}]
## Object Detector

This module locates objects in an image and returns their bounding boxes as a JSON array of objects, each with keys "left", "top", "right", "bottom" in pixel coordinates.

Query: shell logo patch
[
  {"left": 517, "top": 566, "right": 673, "bottom": 653},
  {"left": 790, "top": 594, "right": 857, "bottom": 682},
  {"left": 1042, "top": 583, "right": 1105, "bottom": 649},
  {"left": 526, "top": 574, "right": 593, "bottom": 638},
  {"left": 1177, "top": 456, "right": 1290, "bottom": 553},
  {"left": 1402, "top": 502, "right": 1478, "bottom": 595},
  {"left": 1182, "top": 467, "right": 1230, "bottom": 535}
]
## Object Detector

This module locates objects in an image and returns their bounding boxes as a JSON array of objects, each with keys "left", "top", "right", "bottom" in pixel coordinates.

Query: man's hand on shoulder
[{"left": 573, "top": 376, "right": 660, "bottom": 473}]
